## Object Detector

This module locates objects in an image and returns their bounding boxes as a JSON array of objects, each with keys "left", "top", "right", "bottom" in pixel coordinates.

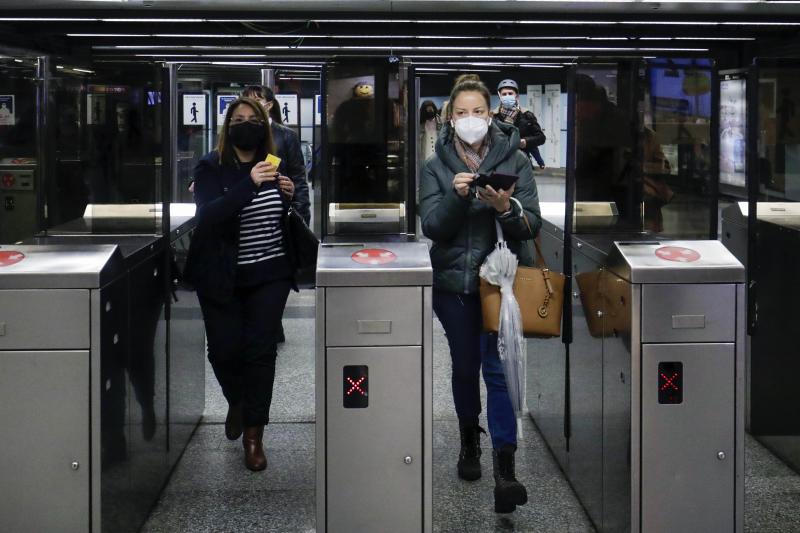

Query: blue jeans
[{"left": 433, "top": 289, "right": 517, "bottom": 450}]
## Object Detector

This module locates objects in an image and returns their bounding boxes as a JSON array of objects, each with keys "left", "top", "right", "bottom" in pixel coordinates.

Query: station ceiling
[{"left": 2, "top": 2, "right": 799, "bottom": 68}]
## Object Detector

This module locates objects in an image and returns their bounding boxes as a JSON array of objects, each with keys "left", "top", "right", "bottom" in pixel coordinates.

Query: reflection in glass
[
  {"left": 324, "top": 58, "right": 409, "bottom": 235},
  {"left": 0, "top": 53, "right": 40, "bottom": 243},
  {"left": 573, "top": 63, "right": 642, "bottom": 234},
  {"left": 573, "top": 59, "right": 714, "bottom": 239},
  {"left": 720, "top": 71, "right": 747, "bottom": 192},
  {"left": 644, "top": 59, "right": 713, "bottom": 238},
  {"left": 46, "top": 63, "right": 165, "bottom": 235}
]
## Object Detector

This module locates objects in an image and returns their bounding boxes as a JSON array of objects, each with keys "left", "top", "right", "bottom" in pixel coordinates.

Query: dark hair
[
  {"left": 241, "top": 85, "right": 283, "bottom": 124},
  {"left": 448, "top": 80, "right": 492, "bottom": 114},
  {"left": 419, "top": 99, "right": 438, "bottom": 124},
  {"left": 216, "top": 97, "right": 276, "bottom": 166}
]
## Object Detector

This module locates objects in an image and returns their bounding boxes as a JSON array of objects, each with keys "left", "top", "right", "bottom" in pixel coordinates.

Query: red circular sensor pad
[
  {"left": 351, "top": 248, "right": 397, "bottom": 265},
  {"left": 655, "top": 246, "right": 701, "bottom": 263}
]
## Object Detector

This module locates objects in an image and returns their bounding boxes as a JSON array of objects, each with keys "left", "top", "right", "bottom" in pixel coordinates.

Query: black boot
[
  {"left": 458, "top": 424, "right": 486, "bottom": 481},
  {"left": 493, "top": 444, "right": 528, "bottom": 513}
]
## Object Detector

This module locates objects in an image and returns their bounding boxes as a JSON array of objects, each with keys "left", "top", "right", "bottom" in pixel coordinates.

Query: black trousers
[{"left": 199, "top": 279, "right": 291, "bottom": 427}]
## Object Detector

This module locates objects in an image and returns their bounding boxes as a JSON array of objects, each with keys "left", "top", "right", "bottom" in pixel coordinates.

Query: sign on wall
[
  {"left": 216, "top": 94, "right": 237, "bottom": 125},
  {"left": 0, "top": 95, "right": 15, "bottom": 126},
  {"left": 275, "top": 93, "right": 299, "bottom": 126},
  {"left": 182, "top": 94, "right": 206, "bottom": 126},
  {"left": 314, "top": 94, "right": 322, "bottom": 125}
]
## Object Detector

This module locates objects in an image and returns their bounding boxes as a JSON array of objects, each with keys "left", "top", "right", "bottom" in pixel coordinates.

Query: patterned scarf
[
  {"left": 497, "top": 104, "right": 520, "bottom": 125},
  {"left": 454, "top": 133, "right": 491, "bottom": 173}
]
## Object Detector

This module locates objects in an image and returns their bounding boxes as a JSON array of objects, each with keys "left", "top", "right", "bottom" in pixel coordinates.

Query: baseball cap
[{"left": 497, "top": 79, "right": 519, "bottom": 92}]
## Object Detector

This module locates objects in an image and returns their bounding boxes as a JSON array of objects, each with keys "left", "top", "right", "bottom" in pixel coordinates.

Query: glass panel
[
  {"left": 747, "top": 62, "right": 800, "bottom": 475},
  {"left": 174, "top": 65, "right": 260, "bottom": 203},
  {"left": 573, "top": 59, "right": 714, "bottom": 238},
  {"left": 0, "top": 52, "right": 40, "bottom": 243},
  {"left": 573, "top": 62, "right": 643, "bottom": 234},
  {"left": 45, "top": 62, "right": 165, "bottom": 235},
  {"left": 644, "top": 58, "right": 713, "bottom": 238},
  {"left": 324, "top": 58, "right": 409, "bottom": 235}
]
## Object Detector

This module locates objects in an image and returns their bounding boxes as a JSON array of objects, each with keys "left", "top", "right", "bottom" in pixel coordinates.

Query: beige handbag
[{"left": 480, "top": 204, "right": 565, "bottom": 338}]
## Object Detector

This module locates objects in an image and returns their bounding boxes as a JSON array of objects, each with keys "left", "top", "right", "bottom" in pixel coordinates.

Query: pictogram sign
[{"left": 1, "top": 173, "right": 14, "bottom": 188}]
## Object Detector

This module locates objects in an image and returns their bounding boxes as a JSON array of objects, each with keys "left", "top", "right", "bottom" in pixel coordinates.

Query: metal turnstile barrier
[
  {"left": 315, "top": 242, "right": 432, "bottom": 533},
  {"left": 0, "top": 244, "right": 125, "bottom": 532},
  {"left": 606, "top": 240, "right": 745, "bottom": 532}
]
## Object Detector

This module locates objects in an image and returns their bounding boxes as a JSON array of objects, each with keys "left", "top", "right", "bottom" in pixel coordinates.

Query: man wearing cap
[{"left": 494, "top": 79, "right": 547, "bottom": 169}]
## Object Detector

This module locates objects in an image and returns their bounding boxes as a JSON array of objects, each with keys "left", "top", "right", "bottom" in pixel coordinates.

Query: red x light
[
  {"left": 658, "top": 362, "right": 683, "bottom": 404},
  {"left": 346, "top": 376, "right": 366, "bottom": 396},
  {"left": 343, "top": 366, "right": 368, "bottom": 408}
]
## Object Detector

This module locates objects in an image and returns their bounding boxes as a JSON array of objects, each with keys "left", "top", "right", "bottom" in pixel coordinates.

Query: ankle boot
[
  {"left": 225, "top": 402, "right": 243, "bottom": 441},
  {"left": 492, "top": 444, "right": 528, "bottom": 513},
  {"left": 243, "top": 426, "right": 267, "bottom": 471},
  {"left": 457, "top": 425, "right": 486, "bottom": 481}
]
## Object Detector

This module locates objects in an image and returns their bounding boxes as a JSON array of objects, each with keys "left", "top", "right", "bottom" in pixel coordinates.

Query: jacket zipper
[{"left": 464, "top": 215, "right": 472, "bottom": 294}]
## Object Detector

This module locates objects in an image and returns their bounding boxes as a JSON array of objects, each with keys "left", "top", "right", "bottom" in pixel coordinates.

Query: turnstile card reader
[
  {"left": 316, "top": 242, "right": 432, "bottom": 533},
  {"left": 607, "top": 240, "right": 745, "bottom": 533}
]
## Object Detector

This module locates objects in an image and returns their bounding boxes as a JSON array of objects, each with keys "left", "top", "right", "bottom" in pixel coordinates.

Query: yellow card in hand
[{"left": 265, "top": 153, "right": 282, "bottom": 168}]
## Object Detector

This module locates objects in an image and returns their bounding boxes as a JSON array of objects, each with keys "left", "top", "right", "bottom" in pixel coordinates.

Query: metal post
[
  {"left": 261, "top": 68, "right": 275, "bottom": 89},
  {"left": 35, "top": 55, "right": 49, "bottom": 232}
]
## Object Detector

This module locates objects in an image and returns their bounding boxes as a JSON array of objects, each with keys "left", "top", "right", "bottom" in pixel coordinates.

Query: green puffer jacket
[{"left": 420, "top": 120, "right": 542, "bottom": 294}]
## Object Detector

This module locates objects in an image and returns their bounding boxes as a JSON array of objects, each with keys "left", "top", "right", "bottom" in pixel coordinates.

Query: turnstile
[
  {"left": 605, "top": 240, "right": 745, "bottom": 533},
  {"left": 315, "top": 242, "right": 432, "bottom": 533},
  {"left": 0, "top": 244, "right": 125, "bottom": 532},
  {"left": 529, "top": 223, "right": 745, "bottom": 532}
]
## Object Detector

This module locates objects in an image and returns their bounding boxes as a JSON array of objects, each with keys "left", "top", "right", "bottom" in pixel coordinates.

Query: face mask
[
  {"left": 500, "top": 95, "right": 517, "bottom": 109},
  {"left": 228, "top": 121, "right": 265, "bottom": 151},
  {"left": 453, "top": 116, "right": 489, "bottom": 145},
  {"left": 422, "top": 108, "right": 437, "bottom": 121}
]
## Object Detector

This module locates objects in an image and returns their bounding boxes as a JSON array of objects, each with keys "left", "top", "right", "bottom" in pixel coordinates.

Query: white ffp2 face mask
[{"left": 453, "top": 116, "right": 489, "bottom": 145}]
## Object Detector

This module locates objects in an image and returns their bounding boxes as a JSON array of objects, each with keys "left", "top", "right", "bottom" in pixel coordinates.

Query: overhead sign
[
  {"left": 183, "top": 94, "right": 206, "bottom": 126},
  {"left": 275, "top": 93, "right": 299, "bottom": 126}
]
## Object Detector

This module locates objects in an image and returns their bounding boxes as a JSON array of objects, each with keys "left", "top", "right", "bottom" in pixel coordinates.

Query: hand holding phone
[{"left": 475, "top": 171, "right": 519, "bottom": 192}]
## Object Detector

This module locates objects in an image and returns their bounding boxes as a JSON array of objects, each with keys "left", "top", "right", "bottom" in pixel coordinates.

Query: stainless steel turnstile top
[
  {"left": 316, "top": 241, "right": 432, "bottom": 287},
  {"left": 607, "top": 240, "right": 745, "bottom": 284},
  {"left": 0, "top": 244, "right": 124, "bottom": 289}
]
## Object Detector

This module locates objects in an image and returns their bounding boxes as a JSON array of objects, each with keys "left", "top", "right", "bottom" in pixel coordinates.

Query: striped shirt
[{"left": 237, "top": 185, "right": 285, "bottom": 266}]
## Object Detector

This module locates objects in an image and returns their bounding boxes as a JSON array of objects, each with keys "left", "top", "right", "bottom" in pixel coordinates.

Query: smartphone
[
  {"left": 265, "top": 153, "right": 282, "bottom": 168},
  {"left": 475, "top": 171, "right": 519, "bottom": 191}
]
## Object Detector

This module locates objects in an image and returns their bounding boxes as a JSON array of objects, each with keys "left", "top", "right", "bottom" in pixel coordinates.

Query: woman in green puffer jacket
[{"left": 419, "top": 79, "right": 542, "bottom": 514}]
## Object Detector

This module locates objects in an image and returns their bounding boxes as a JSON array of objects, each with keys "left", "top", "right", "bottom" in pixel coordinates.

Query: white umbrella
[{"left": 479, "top": 220, "right": 527, "bottom": 437}]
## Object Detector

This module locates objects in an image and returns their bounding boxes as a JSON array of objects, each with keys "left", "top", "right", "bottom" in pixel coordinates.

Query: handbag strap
[{"left": 505, "top": 197, "right": 548, "bottom": 269}]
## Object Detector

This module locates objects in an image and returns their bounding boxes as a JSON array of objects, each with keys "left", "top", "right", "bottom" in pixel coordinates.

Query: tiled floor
[
  {"left": 142, "top": 289, "right": 800, "bottom": 532},
  {"left": 142, "top": 290, "right": 595, "bottom": 533}
]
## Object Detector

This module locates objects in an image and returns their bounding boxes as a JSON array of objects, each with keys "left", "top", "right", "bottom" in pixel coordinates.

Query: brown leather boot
[
  {"left": 243, "top": 426, "right": 267, "bottom": 471},
  {"left": 225, "top": 402, "right": 243, "bottom": 441}
]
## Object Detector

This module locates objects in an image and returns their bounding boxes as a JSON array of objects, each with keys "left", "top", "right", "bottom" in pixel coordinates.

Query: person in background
[
  {"left": 419, "top": 99, "right": 442, "bottom": 162},
  {"left": 242, "top": 85, "right": 311, "bottom": 343},
  {"left": 184, "top": 97, "right": 296, "bottom": 472},
  {"left": 420, "top": 78, "right": 541, "bottom": 514},
  {"left": 494, "top": 79, "right": 547, "bottom": 170}
]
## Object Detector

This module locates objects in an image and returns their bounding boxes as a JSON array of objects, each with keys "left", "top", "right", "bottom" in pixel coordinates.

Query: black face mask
[
  {"left": 421, "top": 108, "right": 437, "bottom": 121},
  {"left": 228, "top": 121, "right": 266, "bottom": 151}
]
